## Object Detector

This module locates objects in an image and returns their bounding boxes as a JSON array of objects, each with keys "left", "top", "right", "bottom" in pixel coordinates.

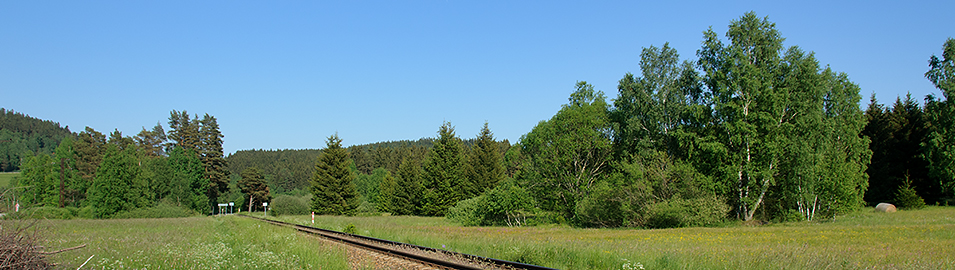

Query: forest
[{"left": 3, "top": 13, "right": 954, "bottom": 228}]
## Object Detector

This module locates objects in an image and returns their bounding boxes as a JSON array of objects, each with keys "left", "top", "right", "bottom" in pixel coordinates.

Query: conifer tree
[
  {"left": 167, "top": 110, "right": 200, "bottom": 154},
  {"left": 136, "top": 122, "right": 167, "bottom": 157},
  {"left": 310, "top": 134, "right": 359, "bottom": 215},
  {"left": 199, "top": 114, "right": 230, "bottom": 210},
  {"left": 381, "top": 158, "right": 423, "bottom": 215},
  {"left": 420, "top": 122, "right": 466, "bottom": 216},
  {"left": 74, "top": 127, "right": 106, "bottom": 184},
  {"left": 467, "top": 122, "right": 505, "bottom": 193},
  {"left": 239, "top": 167, "right": 271, "bottom": 212}
]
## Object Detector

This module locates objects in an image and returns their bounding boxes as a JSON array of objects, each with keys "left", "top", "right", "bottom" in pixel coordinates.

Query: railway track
[{"left": 241, "top": 215, "right": 558, "bottom": 270}]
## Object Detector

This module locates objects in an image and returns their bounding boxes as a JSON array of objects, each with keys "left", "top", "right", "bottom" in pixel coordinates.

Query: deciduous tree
[
  {"left": 923, "top": 37, "right": 955, "bottom": 198},
  {"left": 520, "top": 81, "right": 613, "bottom": 220}
]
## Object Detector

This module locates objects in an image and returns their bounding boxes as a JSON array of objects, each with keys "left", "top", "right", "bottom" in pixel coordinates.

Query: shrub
[
  {"left": 355, "top": 199, "right": 379, "bottom": 216},
  {"left": 575, "top": 181, "right": 626, "bottom": 228},
  {"left": 447, "top": 196, "right": 484, "bottom": 226},
  {"left": 343, "top": 223, "right": 357, "bottom": 234},
  {"left": 447, "top": 179, "right": 538, "bottom": 226},
  {"left": 112, "top": 203, "right": 196, "bottom": 219},
  {"left": 271, "top": 194, "right": 311, "bottom": 216},
  {"left": 645, "top": 196, "right": 728, "bottom": 228},
  {"left": 77, "top": 206, "right": 95, "bottom": 219}
]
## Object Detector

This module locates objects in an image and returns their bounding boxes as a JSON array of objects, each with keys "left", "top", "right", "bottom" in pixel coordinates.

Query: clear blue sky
[{"left": 2, "top": 1, "right": 952, "bottom": 154}]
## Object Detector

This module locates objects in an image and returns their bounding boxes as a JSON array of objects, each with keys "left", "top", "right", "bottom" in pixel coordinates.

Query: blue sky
[{"left": 2, "top": 1, "right": 952, "bottom": 154}]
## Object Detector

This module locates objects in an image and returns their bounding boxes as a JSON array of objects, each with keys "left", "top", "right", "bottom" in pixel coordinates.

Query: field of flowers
[
  {"left": 272, "top": 206, "right": 955, "bottom": 269},
  {"left": 43, "top": 216, "right": 348, "bottom": 269}
]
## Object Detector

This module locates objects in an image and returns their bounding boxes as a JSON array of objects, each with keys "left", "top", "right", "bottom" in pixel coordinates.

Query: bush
[
  {"left": 645, "top": 196, "right": 729, "bottom": 228},
  {"left": 447, "top": 179, "right": 538, "bottom": 226},
  {"left": 270, "top": 194, "right": 311, "bottom": 216},
  {"left": 77, "top": 206, "right": 95, "bottom": 219},
  {"left": 575, "top": 181, "right": 626, "bottom": 228},
  {"left": 447, "top": 196, "right": 484, "bottom": 226},
  {"left": 112, "top": 203, "right": 196, "bottom": 219},
  {"left": 343, "top": 223, "right": 357, "bottom": 234},
  {"left": 355, "top": 199, "right": 380, "bottom": 216}
]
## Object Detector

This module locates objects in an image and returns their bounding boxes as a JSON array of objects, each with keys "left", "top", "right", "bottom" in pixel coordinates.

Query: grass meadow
[
  {"left": 24, "top": 206, "right": 954, "bottom": 269},
  {"left": 268, "top": 206, "right": 955, "bottom": 270},
  {"left": 41, "top": 216, "right": 348, "bottom": 269},
  {"left": 0, "top": 172, "right": 18, "bottom": 187}
]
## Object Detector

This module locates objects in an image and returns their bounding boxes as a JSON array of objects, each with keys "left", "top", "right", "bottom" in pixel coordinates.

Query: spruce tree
[
  {"left": 388, "top": 158, "right": 423, "bottom": 215},
  {"left": 468, "top": 122, "right": 505, "bottom": 193},
  {"left": 420, "top": 122, "right": 466, "bottom": 216},
  {"left": 310, "top": 134, "right": 359, "bottom": 215}
]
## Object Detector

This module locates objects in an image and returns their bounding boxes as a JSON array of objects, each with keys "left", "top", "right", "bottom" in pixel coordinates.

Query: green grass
[
  {"left": 269, "top": 207, "right": 955, "bottom": 270},
  {"left": 41, "top": 216, "right": 349, "bottom": 269},
  {"left": 0, "top": 172, "right": 18, "bottom": 187}
]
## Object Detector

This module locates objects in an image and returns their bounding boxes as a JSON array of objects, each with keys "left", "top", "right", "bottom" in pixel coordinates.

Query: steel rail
[{"left": 242, "top": 215, "right": 558, "bottom": 270}]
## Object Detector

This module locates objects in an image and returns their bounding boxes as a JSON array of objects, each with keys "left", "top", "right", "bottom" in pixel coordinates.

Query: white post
[
  {"left": 263, "top": 202, "right": 268, "bottom": 217},
  {"left": 311, "top": 212, "right": 315, "bottom": 224}
]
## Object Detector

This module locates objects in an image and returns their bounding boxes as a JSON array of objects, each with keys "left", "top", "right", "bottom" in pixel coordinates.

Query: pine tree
[
  {"left": 108, "top": 129, "right": 135, "bottom": 150},
  {"left": 239, "top": 167, "right": 271, "bottom": 212},
  {"left": 136, "top": 122, "right": 167, "bottom": 157},
  {"left": 167, "top": 110, "right": 200, "bottom": 154},
  {"left": 199, "top": 114, "right": 230, "bottom": 211},
  {"left": 310, "top": 134, "right": 359, "bottom": 215},
  {"left": 74, "top": 127, "right": 106, "bottom": 184}
]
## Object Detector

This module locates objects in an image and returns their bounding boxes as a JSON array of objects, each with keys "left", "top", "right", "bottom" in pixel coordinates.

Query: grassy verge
[
  {"left": 42, "top": 216, "right": 348, "bottom": 269},
  {"left": 270, "top": 207, "right": 955, "bottom": 270}
]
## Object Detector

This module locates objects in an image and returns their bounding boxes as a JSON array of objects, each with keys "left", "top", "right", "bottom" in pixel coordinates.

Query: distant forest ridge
[
  {"left": 0, "top": 108, "right": 76, "bottom": 172},
  {"left": 226, "top": 136, "right": 511, "bottom": 194}
]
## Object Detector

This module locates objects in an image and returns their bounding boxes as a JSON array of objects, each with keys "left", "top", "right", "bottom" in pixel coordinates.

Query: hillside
[
  {"left": 0, "top": 108, "right": 75, "bottom": 172},
  {"left": 226, "top": 138, "right": 435, "bottom": 193}
]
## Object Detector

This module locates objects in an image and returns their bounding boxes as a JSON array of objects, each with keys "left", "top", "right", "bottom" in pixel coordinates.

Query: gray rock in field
[{"left": 875, "top": 203, "right": 897, "bottom": 213}]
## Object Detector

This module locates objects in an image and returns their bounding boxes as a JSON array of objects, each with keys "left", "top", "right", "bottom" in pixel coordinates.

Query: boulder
[{"left": 875, "top": 203, "right": 897, "bottom": 213}]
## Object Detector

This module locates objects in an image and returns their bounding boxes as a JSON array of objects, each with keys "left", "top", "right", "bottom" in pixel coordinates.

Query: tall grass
[
  {"left": 44, "top": 216, "right": 348, "bottom": 269},
  {"left": 273, "top": 207, "right": 955, "bottom": 270}
]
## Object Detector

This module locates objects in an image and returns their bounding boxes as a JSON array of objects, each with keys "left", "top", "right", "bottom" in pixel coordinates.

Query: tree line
[
  {"left": 5, "top": 13, "right": 952, "bottom": 228},
  {"left": 14, "top": 110, "right": 232, "bottom": 218},
  {"left": 302, "top": 12, "right": 955, "bottom": 228}
]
